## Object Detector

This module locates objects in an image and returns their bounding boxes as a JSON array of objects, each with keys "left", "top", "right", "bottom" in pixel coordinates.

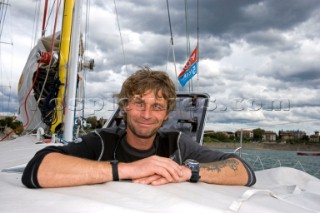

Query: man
[{"left": 22, "top": 69, "right": 256, "bottom": 188}]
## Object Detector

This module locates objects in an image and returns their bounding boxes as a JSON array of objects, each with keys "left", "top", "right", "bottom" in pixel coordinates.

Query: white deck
[{"left": 1, "top": 135, "right": 319, "bottom": 213}]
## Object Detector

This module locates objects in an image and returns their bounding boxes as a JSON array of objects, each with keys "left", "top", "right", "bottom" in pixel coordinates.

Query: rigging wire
[
  {"left": 44, "top": 0, "right": 57, "bottom": 34},
  {"left": 184, "top": 0, "right": 190, "bottom": 56},
  {"left": 184, "top": 0, "right": 193, "bottom": 92},
  {"left": 113, "top": 0, "right": 127, "bottom": 75},
  {"left": 31, "top": 0, "right": 41, "bottom": 49},
  {"left": 165, "top": 42, "right": 171, "bottom": 72},
  {"left": 0, "top": 0, "right": 9, "bottom": 114},
  {"left": 82, "top": 0, "right": 91, "bottom": 121},
  {"left": 0, "top": 0, "right": 9, "bottom": 40},
  {"left": 166, "top": 0, "right": 178, "bottom": 90},
  {"left": 84, "top": 0, "right": 91, "bottom": 54},
  {"left": 0, "top": 1, "right": 13, "bottom": 115},
  {"left": 196, "top": 0, "right": 200, "bottom": 90}
]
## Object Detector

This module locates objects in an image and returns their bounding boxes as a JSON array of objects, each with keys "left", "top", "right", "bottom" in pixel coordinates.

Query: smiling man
[
  {"left": 125, "top": 92, "right": 168, "bottom": 141},
  {"left": 22, "top": 68, "right": 256, "bottom": 188}
]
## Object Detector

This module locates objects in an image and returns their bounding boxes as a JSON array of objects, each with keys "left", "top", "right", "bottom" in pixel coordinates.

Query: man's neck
[{"left": 126, "top": 130, "right": 156, "bottom": 150}]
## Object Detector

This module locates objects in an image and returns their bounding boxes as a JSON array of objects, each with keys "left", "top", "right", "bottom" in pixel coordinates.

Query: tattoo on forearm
[{"left": 201, "top": 159, "right": 239, "bottom": 173}]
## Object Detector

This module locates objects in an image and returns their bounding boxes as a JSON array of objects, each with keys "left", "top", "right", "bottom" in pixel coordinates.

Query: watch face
[
  {"left": 185, "top": 159, "right": 197, "bottom": 165},
  {"left": 184, "top": 159, "right": 200, "bottom": 182},
  {"left": 184, "top": 159, "right": 200, "bottom": 172}
]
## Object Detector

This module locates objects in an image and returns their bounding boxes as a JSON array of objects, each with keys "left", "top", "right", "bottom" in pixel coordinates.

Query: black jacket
[{"left": 22, "top": 128, "right": 256, "bottom": 188}]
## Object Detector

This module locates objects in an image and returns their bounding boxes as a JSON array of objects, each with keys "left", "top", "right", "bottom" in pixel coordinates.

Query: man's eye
[
  {"left": 153, "top": 104, "right": 165, "bottom": 111},
  {"left": 133, "top": 101, "right": 144, "bottom": 108}
]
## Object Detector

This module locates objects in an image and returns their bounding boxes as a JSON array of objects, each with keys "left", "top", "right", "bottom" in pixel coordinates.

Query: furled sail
[{"left": 17, "top": 33, "right": 61, "bottom": 131}]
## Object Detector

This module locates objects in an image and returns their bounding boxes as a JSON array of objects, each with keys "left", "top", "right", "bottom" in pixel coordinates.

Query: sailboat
[
  {"left": 1, "top": 1, "right": 319, "bottom": 212},
  {"left": 16, "top": 0, "right": 93, "bottom": 142},
  {"left": 297, "top": 151, "right": 320, "bottom": 156}
]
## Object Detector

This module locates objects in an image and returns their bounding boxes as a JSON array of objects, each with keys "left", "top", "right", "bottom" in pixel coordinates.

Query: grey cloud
[
  {"left": 2, "top": 0, "right": 320, "bottom": 134},
  {"left": 245, "top": 30, "right": 299, "bottom": 52}
]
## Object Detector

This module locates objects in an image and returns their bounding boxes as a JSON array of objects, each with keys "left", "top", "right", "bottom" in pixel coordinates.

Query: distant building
[
  {"left": 223, "top": 131, "right": 235, "bottom": 139},
  {"left": 235, "top": 129, "right": 254, "bottom": 139},
  {"left": 309, "top": 131, "right": 319, "bottom": 143},
  {"left": 261, "top": 131, "right": 277, "bottom": 142},
  {"left": 204, "top": 130, "right": 215, "bottom": 135},
  {"left": 278, "top": 130, "right": 306, "bottom": 142}
]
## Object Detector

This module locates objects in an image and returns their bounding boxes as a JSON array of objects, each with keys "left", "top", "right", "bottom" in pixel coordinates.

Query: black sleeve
[
  {"left": 178, "top": 133, "right": 256, "bottom": 186},
  {"left": 21, "top": 132, "right": 103, "bottom": 188}
]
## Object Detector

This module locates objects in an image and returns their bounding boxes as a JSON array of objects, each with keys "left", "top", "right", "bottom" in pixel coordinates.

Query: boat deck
[{"left": 1, "top": 135, "right": 319, "bottom": 213}]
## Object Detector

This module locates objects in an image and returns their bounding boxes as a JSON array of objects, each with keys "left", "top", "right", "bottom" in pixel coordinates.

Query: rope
[
  {"left": 0, "top": 62, "right": 41, "bottom": 141},
  {"left": 22, "top": 0, "right": 61, "bottom": 131},
  {"left": 113, "top": 0, "right": 127, "bottom": 75},
  {"left": 41, "top": 0, "right": 49, "bottom": 36}
]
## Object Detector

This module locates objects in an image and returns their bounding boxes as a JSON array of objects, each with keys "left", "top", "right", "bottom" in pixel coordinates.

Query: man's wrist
[
  {"left": 110, "top": 160, "right": 119, "bottom": 181},
  {"left": 183, "top": 166, "right": 192, "bottom": 180},
  {"left": 183, "top": 159, "right": 201, "bottom": 183}
]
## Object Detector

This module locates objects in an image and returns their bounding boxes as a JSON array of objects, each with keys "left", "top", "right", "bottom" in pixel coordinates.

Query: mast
[
  {"left": 63, "top": 0, "right": 83, "bottom": 142},
  {"left": 50, "top": 0, "right": 74, "bottom": 134}
]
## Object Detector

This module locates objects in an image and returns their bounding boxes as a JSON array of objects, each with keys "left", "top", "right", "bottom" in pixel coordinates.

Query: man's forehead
[{"left": 133, "top": 90, "right": 166, "bottom": 101}]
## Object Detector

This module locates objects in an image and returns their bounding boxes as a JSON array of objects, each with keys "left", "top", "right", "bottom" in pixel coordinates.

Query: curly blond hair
[{"left": 117, "top": 68, "right": 176, "bottom": 120}]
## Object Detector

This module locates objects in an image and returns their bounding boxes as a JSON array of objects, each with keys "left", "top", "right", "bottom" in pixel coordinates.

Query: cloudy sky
[{"left": 1, "top": 0, "right": 320, "bottom": 134}]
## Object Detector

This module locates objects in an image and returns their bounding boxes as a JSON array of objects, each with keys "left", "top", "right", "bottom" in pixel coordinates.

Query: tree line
[{"left": 0, "top": 116, "right": 24, "bottom": 135}]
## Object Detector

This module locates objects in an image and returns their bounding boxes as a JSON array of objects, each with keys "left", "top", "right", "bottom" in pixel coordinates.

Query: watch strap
[
  {"left": 190, "top": 170, "right": 200, "bottom": 183},
  {"left": 110, "top": 160, "right": 119, "bottom": 181}
]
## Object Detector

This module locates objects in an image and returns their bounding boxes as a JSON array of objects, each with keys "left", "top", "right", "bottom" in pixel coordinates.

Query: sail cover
[{"left": 17, "top": 33, "right": 61, "bottom": 131}]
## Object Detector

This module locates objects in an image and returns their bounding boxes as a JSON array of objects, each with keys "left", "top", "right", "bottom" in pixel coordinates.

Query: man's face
[{"left": 125, "top": 90, "right": 168, "bottom": 139}]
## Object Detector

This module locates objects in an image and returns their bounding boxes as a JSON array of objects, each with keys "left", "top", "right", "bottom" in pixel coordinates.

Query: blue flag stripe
[{"left": 178, "top": 62, "right": 197, "bottom": 87}]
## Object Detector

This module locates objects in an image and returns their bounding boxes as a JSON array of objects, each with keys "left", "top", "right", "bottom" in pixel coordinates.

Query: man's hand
[
  {"left": 132, "top": 165, "right": 191, "bottom": 186},
  {"left": 120, "top": 155, "right": 185, "bottom": 184}
]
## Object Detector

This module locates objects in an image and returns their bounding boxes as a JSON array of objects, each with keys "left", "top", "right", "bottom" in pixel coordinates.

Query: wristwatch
[
  {"left": 184, "top": 159, "right": 201, "bottom": 183},
  {"left": 110, "top": 160, "right": 119, "bottom": 181}
]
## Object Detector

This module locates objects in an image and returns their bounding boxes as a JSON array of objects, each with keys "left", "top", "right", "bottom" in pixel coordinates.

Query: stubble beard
[{"left": 127, "top": 121, "right": 160, "bottom": 139}]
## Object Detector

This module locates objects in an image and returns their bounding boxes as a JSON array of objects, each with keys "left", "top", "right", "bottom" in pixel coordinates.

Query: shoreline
[{"left": 203, "top": 142, "right": 320, "bottom": 151}]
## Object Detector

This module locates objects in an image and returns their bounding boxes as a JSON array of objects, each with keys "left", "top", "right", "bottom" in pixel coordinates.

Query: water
[{"left": 216, "top": 148, "right": 320, "bottom": 179}]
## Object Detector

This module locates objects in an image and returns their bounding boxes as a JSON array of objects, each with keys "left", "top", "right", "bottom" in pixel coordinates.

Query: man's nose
[{"left": 140, "top": 105, "right": 152, "bottom": 119}]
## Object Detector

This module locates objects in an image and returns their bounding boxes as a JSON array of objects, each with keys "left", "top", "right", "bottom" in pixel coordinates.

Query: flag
[
  {"left": 178, "top": 62, "right": 197, "bottom": 87},
  {"left": 178, "top": 46, "right": 198, "bottom": 87}
]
